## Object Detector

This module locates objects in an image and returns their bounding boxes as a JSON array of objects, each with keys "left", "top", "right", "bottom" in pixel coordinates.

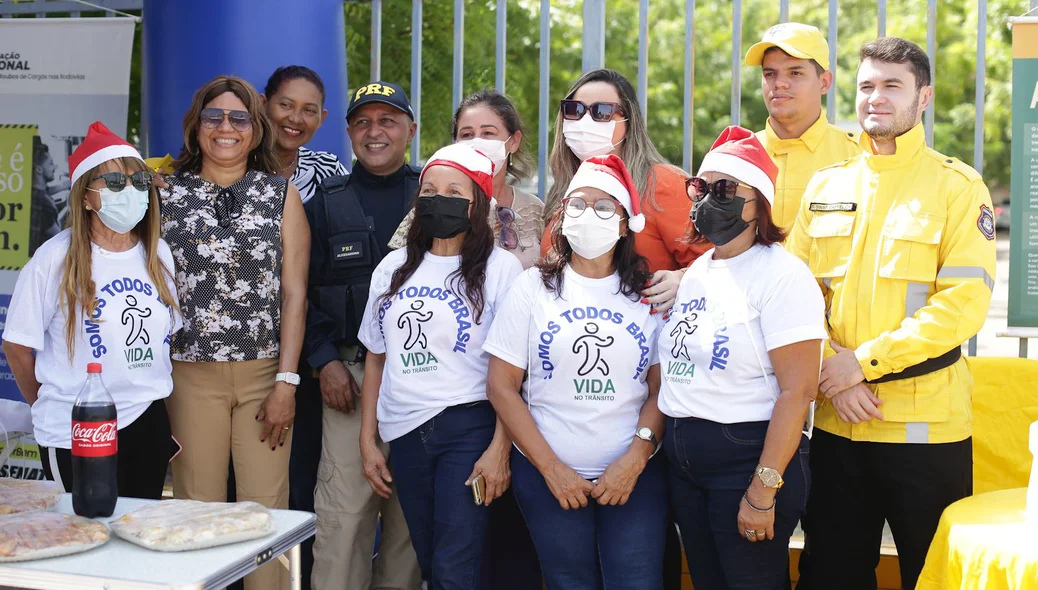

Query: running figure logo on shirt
[
  {"left": 398, "top": 300, "right": 434, "bottom": 350},
  {"left": 572, "top": 322, "right": 614, "bottom": 377},
  {"left": 670, "top": 313, "right": 698, "bottom": 361},
  {"left": 121, "top": 294, "right": 153, "bottom": 347}
]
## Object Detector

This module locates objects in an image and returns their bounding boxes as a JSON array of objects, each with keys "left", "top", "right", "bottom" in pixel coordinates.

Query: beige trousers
[
  {"left": 168, "top": 358, "right": 291, "bottom": 590},
  {"left": 311, "top": 358, "right": 421, "bottom": 590}
]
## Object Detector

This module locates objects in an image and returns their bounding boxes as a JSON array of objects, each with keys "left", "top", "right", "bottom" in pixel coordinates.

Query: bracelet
[{"left": 742, "top": 493, "right": 776, "bottom": 513}]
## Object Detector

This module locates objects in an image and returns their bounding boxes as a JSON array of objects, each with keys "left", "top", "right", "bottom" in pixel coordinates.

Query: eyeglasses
[
  {"left": 563, "top": 197, "right": 619, "bottom": 220},
  {"left": 200, "top": 108, "right": 253, "bottom": 132},
  {"left": 214, "top": 187, "right": 241, "bottom": 228},
  {"left": 496, "top": 206, "right": 519, "bottom": 250},
  {"left": 685, "top": 177, "right": 756, "bottom": 204},
  {"left": 88, "top": 171, "right": 153, "bottom": 193},
  {"left": 560, "top": 100, "right": 624, "bottom": 123}
]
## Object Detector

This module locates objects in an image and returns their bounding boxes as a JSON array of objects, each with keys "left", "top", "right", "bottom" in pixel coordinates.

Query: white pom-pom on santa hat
[{"left": 566, "top": 154, "right": 645, "bottom": 232}]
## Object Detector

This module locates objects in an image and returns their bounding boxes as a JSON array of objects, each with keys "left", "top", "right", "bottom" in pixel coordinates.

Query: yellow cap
[{"left": 744, "top": 23, "right": 830, "bottom": 70}]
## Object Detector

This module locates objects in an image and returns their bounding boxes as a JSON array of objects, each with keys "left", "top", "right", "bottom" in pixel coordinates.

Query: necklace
[{"left": 278, "top": 153, "right": 299, "bottom": 176}]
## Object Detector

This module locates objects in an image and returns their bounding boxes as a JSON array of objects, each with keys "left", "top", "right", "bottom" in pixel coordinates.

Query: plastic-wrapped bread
[
  {"left": 111, "top": 500, "right": 273, "bottom": 551},
  {"left": 0, "top": 479, "right": 64, "bottom": 515},
  {"left": 0, "top": 512, "right": 110, "bottom": 562}
]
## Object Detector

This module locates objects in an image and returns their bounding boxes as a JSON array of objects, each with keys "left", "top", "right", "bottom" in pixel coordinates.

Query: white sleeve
[
  {"left": 158, "top": 240, "right": 183, "bottom": 334},
  {"left": 646, "top": 313, "right": 661, "bottom": 368},
  {"left": 483, "top": 269, "right": 536, "bottom": 369},
  {"left": 488, "top": 251, "right": 523, "bottom": 315},
  {"left": 759, "top": 255, "right": 828, "bottom": 351},
  {"left": 3, "top": 254, "right": 57, "bottom": 351},
  {"left": 357, "top": 262, "right": 394, "bottom": 355}
]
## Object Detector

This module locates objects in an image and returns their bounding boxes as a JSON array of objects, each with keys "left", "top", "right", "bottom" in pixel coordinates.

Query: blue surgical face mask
[{"left": 90, "top": 187, "right": 150, "bottom": 234}]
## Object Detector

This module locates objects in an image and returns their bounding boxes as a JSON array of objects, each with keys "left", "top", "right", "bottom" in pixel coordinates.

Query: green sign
[
  {"left": 0, "top": 124, "right": 35, "bottom": 271},
  {"left": 1008, "top": 19, "right": 1038, "bottom": 328}
]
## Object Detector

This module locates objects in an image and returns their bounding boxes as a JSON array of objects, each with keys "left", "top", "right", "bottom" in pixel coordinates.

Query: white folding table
[{"left": 0, "top": 495, "right": 315, "bottom": 590}]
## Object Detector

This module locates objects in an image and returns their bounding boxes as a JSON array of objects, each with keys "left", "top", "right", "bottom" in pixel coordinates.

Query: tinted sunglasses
[
  {"left": 496, "top": 206, "right": 519, "bottom": 250},
  {"left": 89, "top": 171, "right": 153, "bottom": 193},
  {"left": 560, "top": 100, "right": 624, "bottom": 123},
  {"left": 200, "top": 108, "right": 253, "bottom": 132},
  {"left": 685, "top": 177, "right": 756, "bottom": 204},
  {"left": 563, "top": 196, "right": 619, "bottom": 220}
]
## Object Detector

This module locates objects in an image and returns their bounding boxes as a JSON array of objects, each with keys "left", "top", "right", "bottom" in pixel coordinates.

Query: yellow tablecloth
[{"left": 917, "top": 488, "right": 1038, "bottom": 590}]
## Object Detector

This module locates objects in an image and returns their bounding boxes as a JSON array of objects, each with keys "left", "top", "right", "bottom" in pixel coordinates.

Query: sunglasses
[
  {"left": 563, "top": 197, "right": 619, "bottom": 220},
  {"left": 685, "top": 177, "right": 756, "bottom": 204},
  {"left": 560, "top": 100, "right": 624, "bottom": 123},
  {"left": 496, "top": 206, "right": 520, "bottom": 250},
  {"left": 89, "top": 171, "right": 153, "bottom": 193},
  {"left": 200, "top": 108, "right": 253, "bottom": 132}
]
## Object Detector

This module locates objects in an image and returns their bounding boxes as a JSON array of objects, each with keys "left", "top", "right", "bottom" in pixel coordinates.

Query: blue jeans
[
  {"left": 665, "top": 417, "right": 809, "bottom": 590},
  {"left": 511, "top": 448, "right": 669, "bottom": 590},
  {"left": 389, "top": 400, "right": 497, "bottom": 590}
]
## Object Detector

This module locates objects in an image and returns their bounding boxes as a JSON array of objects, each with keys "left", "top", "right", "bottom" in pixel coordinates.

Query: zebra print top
[{"left": 291, "top": 146, "right": 349, "bottom": 204}]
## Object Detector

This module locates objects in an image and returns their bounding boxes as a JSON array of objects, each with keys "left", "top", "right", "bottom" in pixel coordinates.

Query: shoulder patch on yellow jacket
[{"left": 929, "top": 152, "right": 982, "bottom": 183}]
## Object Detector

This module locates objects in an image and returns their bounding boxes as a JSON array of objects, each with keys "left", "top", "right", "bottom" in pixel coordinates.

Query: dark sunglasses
[
  {"left": 89, "top": 171, "right": 153, "bottom": 193},
  {"left": 496, "top": 206, "right": 519, "bottom": 250},
  {"left": 200, "top": 108, "right": 253, "bottom": 132},
  {"left": 560, "top": 100, "right": 624, "bottom": 123},
  {"left": 685, "top": 177, "right": 756, "bottom": 204}
]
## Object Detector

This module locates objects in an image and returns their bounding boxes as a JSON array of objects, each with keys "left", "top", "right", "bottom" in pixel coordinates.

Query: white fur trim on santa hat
[
  {"left": 697, "top": 151, "right": 775, "bottom": 204},
  {"left": 567, "top": 167, "right": 645, "bottom": 232},
  {"left": 70, "top": 144, "right": 143, "bottom": 187}
]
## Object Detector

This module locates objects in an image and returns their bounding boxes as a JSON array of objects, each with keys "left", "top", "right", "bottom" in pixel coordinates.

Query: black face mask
[
  {"left": 691, "top": 194, "right": 750, "bottom": 246},
  {"left": 416, "top": 195, "right": 472, "bottom": 239}
]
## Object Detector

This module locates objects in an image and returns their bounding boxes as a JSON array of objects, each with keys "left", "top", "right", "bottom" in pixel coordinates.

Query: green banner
[
  {"left": 1008, "top": 19, "right": 1038, "bottom": 328},
  {"left": 0, "top": 124, "right": 35, "bottom": 271}
]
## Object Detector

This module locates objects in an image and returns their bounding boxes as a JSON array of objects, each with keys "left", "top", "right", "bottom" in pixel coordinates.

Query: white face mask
[
  {"left": 563, "top": 116, "right": 625, "bottom": 161},
  {"left": 92, "top": 187, "right": 149, "bottom": 234},
  {"left": 458, "top": 136, "right": 511, "bottom": 174},
  {"left": 562, "top": 210, "right": 621, "bottom": 260}
]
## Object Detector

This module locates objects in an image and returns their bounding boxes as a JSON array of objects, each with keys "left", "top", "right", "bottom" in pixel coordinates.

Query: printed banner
[
  {"left": 0, "top": 18, "right": 135, "bottom": 479},
  {"left": 1009, "top": 17, "right": 1038, "bottom": 328}
]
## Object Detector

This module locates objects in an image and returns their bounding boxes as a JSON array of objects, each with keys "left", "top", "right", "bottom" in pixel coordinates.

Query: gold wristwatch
[{"left": 754, "top": 464, "right": 784, "bottom": 489}]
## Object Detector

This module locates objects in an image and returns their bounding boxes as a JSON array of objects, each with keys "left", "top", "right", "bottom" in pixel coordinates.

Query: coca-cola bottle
[{"left": 71, "top": 362, "right": 118, "bottom": 517}]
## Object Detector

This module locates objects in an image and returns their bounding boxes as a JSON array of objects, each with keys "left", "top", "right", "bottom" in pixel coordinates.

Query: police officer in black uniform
[{"left": 306, "top": 82, "right": 423, "bottom": 590}]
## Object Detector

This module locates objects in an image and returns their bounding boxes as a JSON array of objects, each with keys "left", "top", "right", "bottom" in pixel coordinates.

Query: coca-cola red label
[{"left": 71, "top": 421, "right": 118, "bottom": 457}]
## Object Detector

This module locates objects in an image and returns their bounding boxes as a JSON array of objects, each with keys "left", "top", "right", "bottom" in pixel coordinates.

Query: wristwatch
[
  {"left": 635, "top": 427, "right": 658, "bottom": 448},
  {"left": 754, "top": 464, "right": 784, "bottom": 489},
  {"left": 275, "top": 372, "right": 301, "bottom": 386}
]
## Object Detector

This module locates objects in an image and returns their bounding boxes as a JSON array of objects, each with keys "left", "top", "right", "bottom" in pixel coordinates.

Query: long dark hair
[
  {"left": 379, "top": 182, "right": 495, "bottom": 323},
  {"left": 173, "top": 75, "right": 280, "bottom": 175},
  {"left": 450, "top": 89, "right": 534, "bottom": 181},
  {"left": 538, "top": 207, "right": 651, "bottom": 300}
]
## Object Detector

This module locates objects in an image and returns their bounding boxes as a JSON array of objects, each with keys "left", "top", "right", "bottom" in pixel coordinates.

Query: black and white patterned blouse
[
  {"left": 159, "top": 170, "right": 286, "bottom": 362},
  {"left": 290, "top": 146, "right": 348, "bottom": 204}
]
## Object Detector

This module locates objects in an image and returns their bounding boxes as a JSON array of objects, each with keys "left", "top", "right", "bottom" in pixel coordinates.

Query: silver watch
[{"left": 635, "top": 427, "right": 658, "bottom": 447}]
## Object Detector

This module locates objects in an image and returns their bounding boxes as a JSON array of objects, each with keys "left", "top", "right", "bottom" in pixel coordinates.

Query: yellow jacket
[
  {"left": 786, "top": 124, "right": 996, "bottom": 444},
  {"left": 756, "top": 114, "right": 861, "bottom": 232}
]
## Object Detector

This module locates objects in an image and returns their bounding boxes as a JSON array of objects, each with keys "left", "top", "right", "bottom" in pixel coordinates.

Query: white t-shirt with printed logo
[
  {"left": 358, "top": 247, "right": 522, "bottom": 442},
  {"left": 483, "top": 267, "right": 660, "bottom": 479},
  {"left": 657, "top": 244, "right": 827, "bottom": 424},
  {"left": 2, "top": 229, "right": 182, "bottom": 449}
]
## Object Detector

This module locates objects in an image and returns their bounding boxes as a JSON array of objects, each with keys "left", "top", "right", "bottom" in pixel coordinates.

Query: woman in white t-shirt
[
  {"left": 357, "top": 144, "right": 522, "bottom": 589},
  {"left": 2, "top": 122, "right": 180, "bottom": 499},
  {"left": 656, "top": 126, "right": 826, "bottom": 589},
  {"left": 484, "top": 155, "right": 668, "bottom": 590}
]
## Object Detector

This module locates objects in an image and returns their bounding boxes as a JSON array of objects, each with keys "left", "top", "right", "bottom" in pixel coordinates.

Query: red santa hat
[
  {"left": 566, "top": 154, "right": 645, "bottom": 232},
  {"left": 421, "top": 144, "right": 495, "bottom": 199},
  {"left": 68, "top": 121, "right": 143, "bottom": 187},
  {"left": 697, "top": 126, "right": 778, "bottom": 204}
]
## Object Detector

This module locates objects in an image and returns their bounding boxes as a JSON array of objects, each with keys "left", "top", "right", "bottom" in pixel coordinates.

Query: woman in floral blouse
[{"left": 159, "top": 75, "right": 310, "bottom": 590}]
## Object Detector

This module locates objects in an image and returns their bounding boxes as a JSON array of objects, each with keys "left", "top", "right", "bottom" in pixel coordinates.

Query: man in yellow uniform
[
  {"left": 787, "top": 37, "right": 995, "bottom": 590},
  {"left": 745, "top": 22, "right": 861, "bottom": 232}
]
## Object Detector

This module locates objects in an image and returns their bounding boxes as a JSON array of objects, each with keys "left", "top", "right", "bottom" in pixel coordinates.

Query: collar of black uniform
[{"left": 351, "top": 161, "right": 408, "bottom": 188}]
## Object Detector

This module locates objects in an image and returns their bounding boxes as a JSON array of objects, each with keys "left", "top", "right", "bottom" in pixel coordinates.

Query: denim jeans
[
  {"left": 389, "top": 400, "right": 497, "bottom": 590},
  {"left": 665, "top": 417, "right": 809, "bottom": 590},
  {"left": 511, "top": 448, "right": 669, "bottom": 590}
]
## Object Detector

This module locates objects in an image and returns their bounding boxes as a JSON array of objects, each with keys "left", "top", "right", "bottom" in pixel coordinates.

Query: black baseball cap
[{"left": 346, "top": 82, "right": 415, "bottom": 121}]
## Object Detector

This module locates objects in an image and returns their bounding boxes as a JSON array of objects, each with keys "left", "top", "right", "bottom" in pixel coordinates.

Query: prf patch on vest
[
  {"left": 977, "top": 204, "right": 995, "bottom": 240},
  {"left": 334, "top": 241, "right": 363, "bottom": 261},
  {"left": 809, "top": 202, "right": 857, "bottom": 212}
]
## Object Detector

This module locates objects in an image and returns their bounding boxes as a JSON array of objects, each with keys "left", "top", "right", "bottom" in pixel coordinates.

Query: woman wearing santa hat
[
  {"left": 657, "top": 126, "right": 825, "bottom": 589},
  {"left": 357, "top": 144, "right": 522, "bottom": 589},
  {"left": 485, "top": 155, "right": 668, "bottom": 590},
  {"left": 2, "top": 121, "right": 180, "bottom": 499}
]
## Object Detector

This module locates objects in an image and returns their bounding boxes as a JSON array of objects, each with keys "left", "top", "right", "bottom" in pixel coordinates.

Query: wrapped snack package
[
  {"left": 0, "top": 479, "right": 64, "bottom": 515},
  {"left": 0, "top": 512, "right": 110, "bottom": 562},
  {"left": 111, "top": 500, "right": 273, "bottom": 552}
]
